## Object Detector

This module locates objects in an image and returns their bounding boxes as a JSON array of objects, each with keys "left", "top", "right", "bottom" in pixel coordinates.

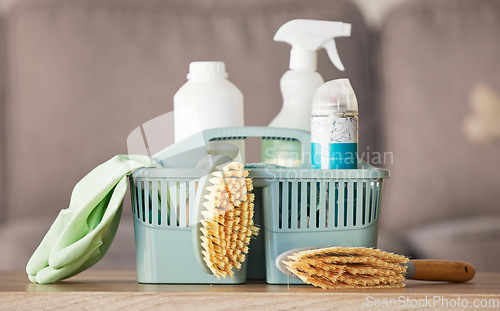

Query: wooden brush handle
[{"left": 411, "top": 260, "right": 475, "bottom": 282}]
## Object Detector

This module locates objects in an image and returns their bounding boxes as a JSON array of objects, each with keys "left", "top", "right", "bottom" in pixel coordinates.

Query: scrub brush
[
  {"left": 276, "top": 246, "right": 475, "bottom": 289},
  {"left": 193, "top": 155, "right": 259, "bottom": 278}
]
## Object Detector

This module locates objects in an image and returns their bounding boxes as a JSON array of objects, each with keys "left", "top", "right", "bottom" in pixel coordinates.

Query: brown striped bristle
[
  {"left": 284, "top": 247, "right": 409, "bottom": 289},
  {"left": 201, "top": 161, "right": 259, "bottom": 278}
]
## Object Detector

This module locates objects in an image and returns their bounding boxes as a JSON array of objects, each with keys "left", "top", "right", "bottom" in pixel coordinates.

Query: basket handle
[{"left": 201, "top": 126, "right": 311, "bottom": 168}]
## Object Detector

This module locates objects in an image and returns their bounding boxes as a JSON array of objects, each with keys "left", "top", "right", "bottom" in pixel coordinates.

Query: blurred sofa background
[{"left": 0, "top": 0, "right": 499, "bottom": 272}]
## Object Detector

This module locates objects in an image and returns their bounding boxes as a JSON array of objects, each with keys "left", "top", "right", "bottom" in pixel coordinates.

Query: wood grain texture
[{"left": 1, "top": 271, "right": 499, "bottom": 311}]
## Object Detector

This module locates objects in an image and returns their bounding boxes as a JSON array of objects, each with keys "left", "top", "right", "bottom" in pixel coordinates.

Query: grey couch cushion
[
  {"left": 404, "top": 216, "right": 500, "bottom": 271},
  {"left": 380, "top": 0, "right": 500, "bottom": 234},
  {"left": 1, "top": 0, "right": 371, "bottom": 269}
]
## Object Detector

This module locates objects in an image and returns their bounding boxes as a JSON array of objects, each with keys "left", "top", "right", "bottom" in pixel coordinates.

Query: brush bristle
[
  {"left": 284, "top": 247, "right": 409, "bottom": 289},
  {"left": 200, "top": 161, "right": 259, "bottom": 278}
]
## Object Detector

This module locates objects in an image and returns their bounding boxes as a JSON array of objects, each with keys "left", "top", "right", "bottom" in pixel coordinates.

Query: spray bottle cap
[
  {"left": 312, "top": 78, "right": 358, "bottom": 115},
  {"left": 274, "top": 19, "right": 351, "bottom": 71}
]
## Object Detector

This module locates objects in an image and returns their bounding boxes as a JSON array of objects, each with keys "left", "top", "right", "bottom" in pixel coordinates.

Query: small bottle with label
[{"left": 311, "top": 78, "right": 358, "bottom": 169}]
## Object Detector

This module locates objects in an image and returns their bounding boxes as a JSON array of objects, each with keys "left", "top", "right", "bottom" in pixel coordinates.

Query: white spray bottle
[{"left": 261, "top": 19, "right": 351, "bottom": 167}]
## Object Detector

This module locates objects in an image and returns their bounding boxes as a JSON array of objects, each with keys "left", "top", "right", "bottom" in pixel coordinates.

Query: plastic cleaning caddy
[{"left": 130, "top": 127, "right": 389, "bottom": 284}]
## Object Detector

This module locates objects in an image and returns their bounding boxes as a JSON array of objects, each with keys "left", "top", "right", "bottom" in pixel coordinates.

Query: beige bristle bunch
[
  {"left": 284, "top": 247, "right": 409, "bottom": 289},
  {"left": 201, "top": 161, "right": 259, "bottom": 278}
]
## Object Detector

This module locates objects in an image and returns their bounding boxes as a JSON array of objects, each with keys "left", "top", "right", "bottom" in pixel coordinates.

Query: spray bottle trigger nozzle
[{"left": 322, "top": 39, "right": 345, "bottom": 72}]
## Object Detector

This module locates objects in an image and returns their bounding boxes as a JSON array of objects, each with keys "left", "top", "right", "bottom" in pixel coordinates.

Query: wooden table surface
[{"left": 1, "top": 270, "right": 499, "bottom": 310}]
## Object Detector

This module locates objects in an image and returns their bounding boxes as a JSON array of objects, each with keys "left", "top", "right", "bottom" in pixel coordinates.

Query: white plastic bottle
[
  {"left": 174, "top": 61, "right": 245, "bottom": 161},
  {"left": 262, "top": 19, "right": 351, "bottom": 167}
]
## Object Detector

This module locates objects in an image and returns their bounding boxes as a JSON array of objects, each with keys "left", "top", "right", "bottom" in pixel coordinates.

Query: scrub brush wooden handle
[{"left": 409, "top": 259, "right": 475, "bottom": 283}]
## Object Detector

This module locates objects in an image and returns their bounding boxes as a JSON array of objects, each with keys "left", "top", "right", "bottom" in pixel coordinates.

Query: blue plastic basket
[
  {"left": 249, "top": 164, "right": 389, "bottom": 284},
  {"left": 130, "top": 168, "right": 248, "bottom": 284}
]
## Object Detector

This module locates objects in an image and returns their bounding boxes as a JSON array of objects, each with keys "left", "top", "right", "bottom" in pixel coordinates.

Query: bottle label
[{"left": 311, "top": 116, "right": 358, "bottom": 169}]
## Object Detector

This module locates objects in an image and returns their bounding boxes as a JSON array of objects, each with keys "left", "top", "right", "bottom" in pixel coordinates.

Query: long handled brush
[{"left": 277, "top": 246, "right": 475, "bottom": 289}]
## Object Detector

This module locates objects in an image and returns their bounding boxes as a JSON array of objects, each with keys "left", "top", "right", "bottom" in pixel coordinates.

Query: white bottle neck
[{"left": 289, "top": 48, "right": 317, "bottom": 71}]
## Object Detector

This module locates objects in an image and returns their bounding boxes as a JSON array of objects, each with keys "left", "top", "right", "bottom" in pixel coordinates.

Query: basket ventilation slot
[
  {"left": 275, "top": 181, "right": 381, "bottom": 231},
  {"left": 132, "top": 180, "right": 194, "bottom": 228}
]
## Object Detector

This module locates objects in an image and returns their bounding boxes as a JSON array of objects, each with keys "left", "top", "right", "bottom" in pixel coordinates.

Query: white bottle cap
[
  {"left": 187, "top": 61, "right": 228, "bottom": 80},
  {"left": 312, "top": 78, "right": 358, "bottom": 115}
]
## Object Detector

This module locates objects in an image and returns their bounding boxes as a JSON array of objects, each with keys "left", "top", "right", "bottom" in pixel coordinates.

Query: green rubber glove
[{"left": 26, "top": 155, "right": 159, "bottom": 284}]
